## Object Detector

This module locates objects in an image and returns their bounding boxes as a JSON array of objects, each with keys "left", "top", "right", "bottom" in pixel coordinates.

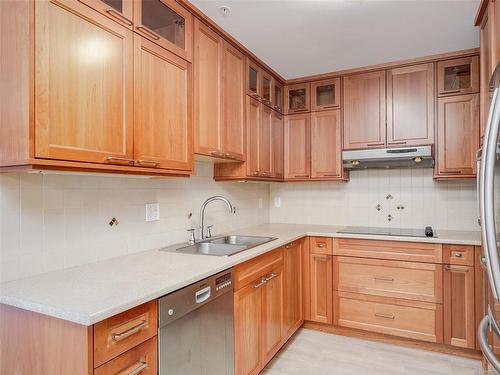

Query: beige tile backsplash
[
  {"left": 270, "top": 169, "right": 477, "bottom": 232},
  {"left": 0, "top": 166, "right": 477, "bottom": 283}
]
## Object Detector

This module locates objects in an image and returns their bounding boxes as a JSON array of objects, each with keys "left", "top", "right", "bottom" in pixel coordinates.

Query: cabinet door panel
[
  {"left": 283, "top": 242, "right": 303, "bottom": 339},
  {"left": 387, "top": 63, "right": 434, "bottom": 147},
  {"left": 271, "top": 111, "right": 284, "bottom": 179},
  {"left": 284, "top": 114, "right": 310, "bottom": 179},
  {"left": 311, "top": 78, "right": 341, "bottom": 111},
  {"left": 443, "top": 265, "right": 475, "bottom": 349},
  {"left": 222, "top": 42, "right": 245, "bottom": 160},
  {"left": 246, "top": 97, "right": 260, "bottom": 177},
  {"left": 35, "top": 0, "right": 133, "bottom": 164},
  {"left": 259, "top": 104, "right": 272, "bottom": 176},
  {"left": 436, "top": 94, "right": 479, "bottom": 176},
  {"left": 310, "top": 254, "right": 333, "bottom": 324},
  {"left": 311, "top": 110, "right": 342, "bottom": 179},
  {"left": 343, "top": 71, "right": 386, "bottom": 150},
  {"left": 285, "top": 83, "right": 310, "bottom": 114},
  {"left": 194, "top": 20, "right": 221, "bottom": 156},
  {"left": 234, "top": 283, "right": 262, "bottom": 375},
  {"left": 437, "top": 56, "right": 479, "bottom": 97},
  {"left": 134, "top": 36, "right": 192, "bottom": 171},
  {"left": 261, "top": 269, "right": 283, "bottom": 365}
]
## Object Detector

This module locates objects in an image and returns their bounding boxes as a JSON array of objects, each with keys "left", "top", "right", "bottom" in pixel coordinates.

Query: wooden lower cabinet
[
  {"left": 310, "top": 253, "right": 333, "bottom": 324},
  {"left": 261, "top": 267, "right": 284, "bottom": 365},
  {"left": 283, "top": 240, "right": 304, "bottom": 339},
  {"left": 443, "top": 263, "right": 475, "bottom": 349}
]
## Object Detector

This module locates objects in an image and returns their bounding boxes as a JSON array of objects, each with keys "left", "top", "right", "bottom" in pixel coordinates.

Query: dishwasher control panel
[{"left": 216, "top": 272, "right": 232, "bottom": 292}]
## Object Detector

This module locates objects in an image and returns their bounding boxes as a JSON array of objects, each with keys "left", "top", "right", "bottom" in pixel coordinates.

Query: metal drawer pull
[
  {"left": 105, "top": 8, "right": 133, "bottom": 26},
  {"left": 285, "top": 242, "right": 295, "bottom": 249},
  {"left": 367, "top": 143, "right": 384, "bottom": 147},
  {"left": 265, "top": 273, "right": 278, "bottom": 282},
  {"left": 112, "top": 320, "right": 147, "bottom": 341},
  {"left": 453, "top": 252, "right": 463, "bottom": 258},
  {"left": 127, "top": 361, "right": 148, "bottom": 375},
  {"left": 136, "top": 25, "right": 161, "bottom": 40},
  {"left": 253, "top": 277, "right": 267, "bottom": 289},
  {"left": 374, "top": 275, "right": 394, "bottom": 282},
  {"left": 137, "top": 159, "right": 160, "bottom": 167},
  {"left": 375, "top": 312, "right": 395, "bottom": 320},
  {"left": 444, "top": 265, "right": 469, "bottom": 272},
  {"left": 443, "top": 170, "right": 462, "bottom": 174},
  {"left": 317, "top": 243, "right": 326, "bottom": 248},
  {"left": 105, "top": 156, "right": 135, "bottom": 165}
]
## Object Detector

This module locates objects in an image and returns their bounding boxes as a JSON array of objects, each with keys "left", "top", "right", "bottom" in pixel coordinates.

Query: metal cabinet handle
[
  {"left": 389, "top": 141, "right": 407, "bottom": 145},
  {"left": 105, "top": 8, "right": 133, "bottom": 26},
  {"left": 285, "top": 242, "right": 295, "bottom": 249},
  {"left": 136, "top": 25, "right": 161, "bottom": 40},
  {"left": 444, "top": 265, "right": 469, "bottom": 272},
  {"left": 317, "top": 243, "right": 326, "bottom": 248},
  {"left": 367, "top": 142, "right": 384, "bottom": 147},
  {"left": 112, "top": 319, "right": 147, "bottom": 341},
  {"left": 127, "top": 361, "right": 148, "bottom": 375},
  {"left": 265, "top": 273, "right": 278, "bottom": 282},
  {"left": 444, "top": 170, "right": 462, "bottom": 174},
  {"left": 253, "top": 277, "right": 267, "bottom": 289},
  {"left": 374, "top": 312, "right": 395, "bottom": 320},
  {"left": 105, "top": 156, "right": 135, "bottom": 165},
  {"left": 136, "top": 159, "right": 160, "bottom": 167},
  {"left": 374, "top": 275, "right": 394, "bottom": 282},
  {"left": 478, "top": 315, "right": 500, "bottom": 372},
  {"left": 453, "top": 252, "right": 463, "bottom": 258}
]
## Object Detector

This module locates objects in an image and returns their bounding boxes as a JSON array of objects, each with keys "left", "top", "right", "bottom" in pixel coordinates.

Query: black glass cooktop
[{"left": 337, "top": 226, "right": 437, "bottom": 238}]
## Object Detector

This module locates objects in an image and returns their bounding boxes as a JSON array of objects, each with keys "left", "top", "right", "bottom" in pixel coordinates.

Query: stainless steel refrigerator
[{"left": 478, "top": 62, "right": 500, "bottom": 370}]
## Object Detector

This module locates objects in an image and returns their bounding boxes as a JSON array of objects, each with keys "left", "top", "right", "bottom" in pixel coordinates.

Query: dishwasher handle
[{"left": 196, "top": 286, "right": 211, "bottom": 304}]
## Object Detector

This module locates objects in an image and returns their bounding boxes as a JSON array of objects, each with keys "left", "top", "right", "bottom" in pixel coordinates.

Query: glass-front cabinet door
[
  {"left": 247, "top": 60, "right": 261, "bottom": 98},
  {"left": 261, "top": 72, "right": 272, "bottom": 104},
  {"left": 79, "top": 0, "right": 134, "bottom": 27},
  {"left": 437, "top": 56, "right": 479, "bottom": 97},
  {"left": 285, "top": 83, "right": 310, "bottom": 114},
  {"left": 311, "top": 78, "right": 341, "bottom": 111},
  {"left": 273, "top": 83, "right": 283, "bottom": 113},
  {"left": 134, "top": 0, "right": 193, "bottom": 61}
]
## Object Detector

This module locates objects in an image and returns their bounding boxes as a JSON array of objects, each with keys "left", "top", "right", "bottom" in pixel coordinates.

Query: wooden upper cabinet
[
  {"left": 436, "top": 94, "right": 479, "bottom": 177},
  {"left": 273, "top": 82, "right": 284, "bottom": 113},
  {"left": 311, "top": 110, "right": 342, "bottom": 179},
  {"left": 479, "top": 5, "right": 495, "bottom": 142},
  {"left": 259, "top": 104, "right": 273, "bottom": 177},
  {"left": 35, "top": 0, "right": 134, "bottom": 165},
  {"left": 134, "top": 35, "right": 193, "bottom": 171},
  {"left": 271, "top": 111, "right": 284, "bottom": 179},
  {"left": 79, "top": 0, "right": 134, "bottom": 28},
  {"left": 343, "top": 71, "right": 386, "bottom": 150},
  {"left": 284, "top": 113, "right": 311, "bottom": 179},
  {"left": 285, "top": 83, "right": 310, "bottom": 114},
  {"left": 261, "top": 71, "right": 273, "bottom": 105},
  {"left": 133, "top": 0, "right": 193, "bottom": 62},
  {"left": 437, "top": 56, "right": 479, "bottom": 97},
  {"left": 443, "top": 264, "right": 475, "bottom": 349},
  {"left": 221, "top": 42, "right": 245, "bottom": 161},
  {"left": 194, "top": 20, "right": 222, "bottom": 157},
  {"left": 246, "top": 96, "right": 260, "bottom": 177},
  {"left": 311, "top": 78, "right": 341, "bottom": 111},
  {"left": 386, "top": 63, "right": 434, "bottom": 147},
  {"left": 247, "top": 59, "right": 261, "bottom": 98}
]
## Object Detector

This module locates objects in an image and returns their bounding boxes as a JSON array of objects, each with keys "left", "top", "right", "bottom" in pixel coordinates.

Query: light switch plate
[
  {"left": 145, "top": 203, "right": 160, "bottom": 222},
  {"left": 274, "top": 197, "right": 281, "bottom": 207}
]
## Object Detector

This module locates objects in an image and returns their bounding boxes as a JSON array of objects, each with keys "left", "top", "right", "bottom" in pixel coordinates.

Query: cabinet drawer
[
  {"left": 334, "top": 238, "right": 442, "bottom": 263},
  {"left": 310, "top": 237, "right": 333, "bottom": 255},
  {"left": 94, "top": 301, "right": 158, "bottom": 367},
  {"left": 94, "top": 337, "right": 157, "bottom": 375},
  {"left": 334, "top": 257, "right": 442, "bottom": 303},
  {"left": 234, "top": 247, "right": 284, "bottom": 290},
  {"left": 337, "top": 292, "right": 442, "bottom": 343},
  {"left": 443, "top": 245, "right": 474, "bottom": 266}
]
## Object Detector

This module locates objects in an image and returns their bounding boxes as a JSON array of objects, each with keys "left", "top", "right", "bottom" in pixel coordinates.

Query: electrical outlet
[
  {"left": 274, "top": 197, "right": 281, "bottom": 208},
  {"left": 145, "top": 203, "right": 160, "bottom": 222},
  {"left": 258, "top": 198, "right": 263, "bottom": 209}
]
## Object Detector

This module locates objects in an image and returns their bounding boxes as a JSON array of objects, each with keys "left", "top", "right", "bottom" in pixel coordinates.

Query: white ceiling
[{"left": 190, "top": 0, "right": 481, "bottom": 80}]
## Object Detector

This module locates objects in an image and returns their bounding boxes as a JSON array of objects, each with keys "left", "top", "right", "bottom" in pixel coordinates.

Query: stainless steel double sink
[{"left": 175, "top": 235, "right": 277, "bottom": 256}]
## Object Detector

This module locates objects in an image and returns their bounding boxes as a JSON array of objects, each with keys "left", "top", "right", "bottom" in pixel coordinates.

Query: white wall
[
  {"left": 0, "top": 162, "right": 270, "bottom": 283},
  {"left": 269, "top": 169, "right": 477, "bottom": 231}
]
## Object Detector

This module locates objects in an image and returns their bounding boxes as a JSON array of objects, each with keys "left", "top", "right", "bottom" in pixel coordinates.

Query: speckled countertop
[{"left": 0, "top": 223, "right": 481, "bottom": 326}]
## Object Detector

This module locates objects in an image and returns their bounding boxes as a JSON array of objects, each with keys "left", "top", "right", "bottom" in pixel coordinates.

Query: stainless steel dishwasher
[{"left": 158, "top": 269, "right": 234, "bottom": 375}]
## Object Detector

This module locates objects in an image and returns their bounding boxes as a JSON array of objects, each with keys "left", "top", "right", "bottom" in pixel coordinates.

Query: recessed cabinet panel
[
  {"left": 437, "top": 56, "right": 479, "bottom": 97},
  {"left": 247, "top": 60, "right": 260, "bottom": 97},
  {"left": 311, "top": 78, "right": 341, "bottom": 111},
  {"left": 259, "top": 104, "right": 272, "bottom": 177},
  {"left": 343, "top": 71, "right": 386, "bottom": 150},
  {"left": 271, "top": 112, "right": 284, "bottom": 179},
  {"left": 311, "top": 110, "right": 342, "bottom": 179},
  {"left": 387, "top": 63, "right": 434, "bottom": 147},
  {"left": 285, "top": 83, "right": 310, "bottom": 114},
  {"left": 284, "top": 113, "right": 311, "bottom": 179},
  {"left": 35, "top": 0, "right": 134, "bottom": 164},
  {"left": 134, "top": 36, "right": 192, "bottom": 171},
  {"left": 133, "top": 0, "right": 192, "bottom": 61},
  {"left": 246, "top": 97, "right": 260, "bottom": 177},
  {"left": 436, "top": 94, "right": 479, "bottom": 177}
]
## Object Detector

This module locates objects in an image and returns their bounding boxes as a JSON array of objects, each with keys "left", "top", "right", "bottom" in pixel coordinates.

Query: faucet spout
[{"left": 199, "top": 196, "right": 235, "bottom": 240}]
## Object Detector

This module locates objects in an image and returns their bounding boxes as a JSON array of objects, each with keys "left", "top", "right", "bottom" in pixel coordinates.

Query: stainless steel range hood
[{"left": 342, "top": 146, "right": 434, "bottom": 170}]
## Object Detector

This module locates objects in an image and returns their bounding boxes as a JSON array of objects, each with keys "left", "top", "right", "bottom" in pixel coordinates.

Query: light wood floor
[{"left": 262, "top": 329, "right": 483, "bottom": 375}]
